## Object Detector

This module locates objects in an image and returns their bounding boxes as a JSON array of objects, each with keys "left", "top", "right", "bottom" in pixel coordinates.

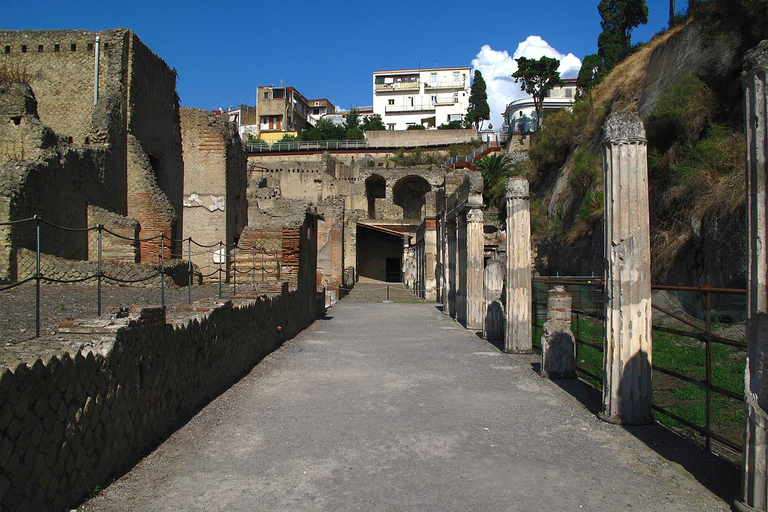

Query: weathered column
[
  {"left": 600, "top": 111, "right": 653, "bottom": 425},
  {"left": 456, "top": 214, "right": 467, "bottom": 325},
  {"left": 505, "top": 177, "right": 532, "bottom": 353},
  {"left": 483, "top": 254, "right": 504, "bottom": 341},
  {"left": 447, "top": 220, "right": 457, "bottom": 318},
  {"left": 737, "top": 40, "right": 768, "bottom": 512},
  {"left": 541, "top": 286, "right": 576, "bottom": 379},
  {"left": 466, "top": 199, "right": 485, "bottom": 331}
]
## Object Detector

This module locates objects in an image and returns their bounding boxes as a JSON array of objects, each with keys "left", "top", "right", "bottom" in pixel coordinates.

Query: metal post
[
  {"left": 252, "top": 250, "right": 256, "bottom": 290},
  {"left": 187, "top": 238, "right": 192, "bottom": 305},
  {"left": 387, "top": 285, "right": 390, "bottom": 301},
  {"left": 260, "top": 251, "right": 264, "bottom": 284},
  {"left": 97, "top": 225, "right": 102, "bottom": 317},
  {"left": 705, "top": 275, "right": 713, "bottom": 451},
  {"left": 35, "top": 215, "right": 40, "bottom": 338},
  {"left": 160, "top": 233, "right": 165, "bottom": 308},
  {"left": 218, "top": 241, "right": 223, "bottom": 299}
]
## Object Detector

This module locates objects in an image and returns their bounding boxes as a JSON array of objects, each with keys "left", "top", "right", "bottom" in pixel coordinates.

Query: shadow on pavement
[{"left": 548, "top": 375, "right": 741, "bottom": 506}]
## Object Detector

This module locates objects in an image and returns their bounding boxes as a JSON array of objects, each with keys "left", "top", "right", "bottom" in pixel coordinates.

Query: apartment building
[
  {"left": 306, "top": 98, "right": 336, "bottom": 124},
  {"left": 372, "top": 67, "right": 471, "bottom": 131},
  {"left": 256, "top": 85, "right": 313, "bottom": 143}
]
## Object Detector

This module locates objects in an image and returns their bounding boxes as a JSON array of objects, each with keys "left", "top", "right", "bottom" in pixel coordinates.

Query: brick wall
[{"left": 87, "top": 205, "right": 138, "bottom": 263}]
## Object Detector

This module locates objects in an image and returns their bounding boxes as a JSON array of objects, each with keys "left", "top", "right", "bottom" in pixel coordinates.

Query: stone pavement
[{"left": 80, "top": 295, "right": 739, "bottom": 511}]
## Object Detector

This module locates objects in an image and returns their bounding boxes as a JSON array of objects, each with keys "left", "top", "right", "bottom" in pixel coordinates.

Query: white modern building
[
  {"left": 502, "top": 78, "right": 577, "bottom": 137},
  {"left": 372, "top": 67, "right": 471, "bottom": 131}
]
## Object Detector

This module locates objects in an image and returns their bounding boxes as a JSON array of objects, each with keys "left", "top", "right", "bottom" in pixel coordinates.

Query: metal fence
[
  {"left": 0, "top": 216, "right": 282, "bottom": 337},
  {"left": 532, "top": 275, "right": 747, "bottom": 455}
]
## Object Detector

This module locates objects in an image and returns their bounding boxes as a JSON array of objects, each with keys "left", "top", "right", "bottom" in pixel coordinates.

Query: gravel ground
[{"left": 0, "top": 281, "right": 242, "bottom": 370}]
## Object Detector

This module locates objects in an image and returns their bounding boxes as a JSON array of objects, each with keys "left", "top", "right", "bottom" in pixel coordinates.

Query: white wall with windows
[{"left": 372, "top": 67, "right": 471, "bottom": 130}]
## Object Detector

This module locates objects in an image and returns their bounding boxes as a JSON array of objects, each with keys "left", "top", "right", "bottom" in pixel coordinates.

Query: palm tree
[{"left": 475, "top": 153, "right": 513, "bottom": 212}]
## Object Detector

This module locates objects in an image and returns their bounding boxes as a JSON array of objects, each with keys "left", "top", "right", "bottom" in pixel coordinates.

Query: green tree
[
  {"left": 300, "top": 118, "right": 345, "bottom": 141},
  {"left": 512, "top": 56, "right": 562, "bottom": 130},
  {"left": 597, "top": 0, "right": 649, "bottom": 70},
  {"left": 361, "top": 113, "right": 385, "bottom": 132},
  {"left": 476, "top": 153, "right": 514, "bottom": 210},
  {"left": 345, "top": 108, "right": 360, "bottom": 133},
  {"left": 465, "top": 70, "right": 490, "bottom": 130},
  {"left": 576, "top": 53, "right": 603, "bottom": 97}
]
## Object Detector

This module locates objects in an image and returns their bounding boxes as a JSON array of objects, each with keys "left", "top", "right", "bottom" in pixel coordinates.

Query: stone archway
[
  {"left": 365, "top": 174, "right": 386, "bottom": 219},
  {"left": 392, "top": 175, "right": 431, "bottom": 220}
]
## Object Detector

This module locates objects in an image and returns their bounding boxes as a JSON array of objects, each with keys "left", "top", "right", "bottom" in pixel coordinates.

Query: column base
[
  {"left": 598, "top": 411, "right": 655, "bottom": 426},
  {"left": 734, "top": 500, "right": 763, "bottom": 512}
]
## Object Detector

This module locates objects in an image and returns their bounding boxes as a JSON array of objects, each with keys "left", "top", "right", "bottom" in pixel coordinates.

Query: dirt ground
[{"left": 0, "top": 281, "right": 235, "bottom": 370}]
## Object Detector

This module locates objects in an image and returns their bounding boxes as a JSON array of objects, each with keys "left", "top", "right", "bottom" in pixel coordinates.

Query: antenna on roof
[{"left": 280, "top": 79, "right": 285, "bottom": 87}]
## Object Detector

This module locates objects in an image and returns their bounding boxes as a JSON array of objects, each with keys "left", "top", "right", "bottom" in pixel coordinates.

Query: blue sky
[{"left": 4, "top": 0, "right": 674, "bottom": 120}]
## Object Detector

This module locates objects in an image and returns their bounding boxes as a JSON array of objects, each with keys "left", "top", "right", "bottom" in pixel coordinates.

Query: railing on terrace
[
  {"left": 531, "top": 275, "right": 747, "bottom": 458},
  {"left": 374, "top": 82, "right": 420, "bottom": 92},
  {"left": 445, "top": 141, "right": 501, "bottom": 167},
  {"left": 0, "top": 216, "right": 285, "bottom": 338},
  {"left": 425, "top": 81, "right": 465, "bottom": 89},
  {"left": 246, "top": 140, "right": 369, "bottom": 153},
  {"left": 384, "top": 103, "right": 436, "bottom": 113}
]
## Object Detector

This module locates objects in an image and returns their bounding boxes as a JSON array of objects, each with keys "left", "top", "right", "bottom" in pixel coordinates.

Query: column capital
[
  {"left": 505, "top": 177, "right": 529, "bottom": 200},
  {"left": 466, "top": 206, "right": 483, "bottom": 224},
  {"left": 745, "top": 40, "right": 768, "bottom": 74},
  {"left": 603, "top": 111, "right": 647, "bottom": 145}
]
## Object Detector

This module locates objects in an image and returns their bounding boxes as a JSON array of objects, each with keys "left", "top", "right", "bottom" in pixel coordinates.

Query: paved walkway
[{"left": 80, "top": 295, "right": 738, "bottom": 511}]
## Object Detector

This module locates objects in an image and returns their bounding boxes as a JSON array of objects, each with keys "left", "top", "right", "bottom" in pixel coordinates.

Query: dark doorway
[
  {"left": 386, "top": 258, "right": 401, "bottom": 282},
  {"left": 356, "top": 225, "right": 403, "bottom": 282}
]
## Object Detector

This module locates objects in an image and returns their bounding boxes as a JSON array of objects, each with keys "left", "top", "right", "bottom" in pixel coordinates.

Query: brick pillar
[
  {"left": 466, "top": 200, "right": 484, "bottom": 331},
  {"left": 599, "top": 112, "right": 653, "bottom": 425},
  {"left": 737, "top": 40, "right": 768, "bottom": 512},
  {"left": 505, "top": 177, "right": 532, "bottom": 353}
]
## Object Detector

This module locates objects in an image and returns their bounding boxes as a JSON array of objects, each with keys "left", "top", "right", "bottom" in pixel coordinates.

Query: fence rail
[
  {"left": 532, "top": 275, "right": 747, "bottom": 456},
  {"left": 0, "top": 216, "right": 285, "bottom": 338}
]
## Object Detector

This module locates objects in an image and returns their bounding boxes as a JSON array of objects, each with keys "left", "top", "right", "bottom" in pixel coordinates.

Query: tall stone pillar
[
  {"left": 505, "top": 177, "right": 532, "bottom": 353},
  {"left": 600, "top": 111, "right": 653, "bottom": 425},
  {"left": 466, "top": 199, "right": 485, "bottom": 331},
  {"left": 737, "top": 40, "right": 768, "bottom": 512},
  {"left": 447, "top": 220, "right": 457, "bottom": 318},
  {"left": 456, "top": 214, "right": 468, "bottom": 325},
  {"left": 441, "top": 212, "right": 450, "bottom": 312}
]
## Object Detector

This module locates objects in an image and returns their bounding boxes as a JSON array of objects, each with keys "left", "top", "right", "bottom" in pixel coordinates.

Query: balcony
[
  {"left": 424, "top": 80, "right": 465, "bottom": 90},
  {"left": 384, "top": 103, "right": 436, "bottom": 114},
  {"left": 375, "top": 82, "right": 420, "bottom": 92}
]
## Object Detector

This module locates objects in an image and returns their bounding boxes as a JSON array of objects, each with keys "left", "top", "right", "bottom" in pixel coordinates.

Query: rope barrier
[{"left": 0, "top": 276, "right": 36, "bottom": 291}]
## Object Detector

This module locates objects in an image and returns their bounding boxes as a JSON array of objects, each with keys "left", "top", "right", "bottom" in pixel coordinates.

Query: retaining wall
[{"left": 0, "top": 285, "right": 317, "bottom": 511}]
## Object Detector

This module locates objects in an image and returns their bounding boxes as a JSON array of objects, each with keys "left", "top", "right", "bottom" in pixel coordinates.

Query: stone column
[
  {"left": 483, "top": 254, "right": 504, "bottom": 341},
  {"left": 600, "top": 111, "right": 653, "bottom": 425},
  {"left": 737, "top": 41, "right": 768, "bottom": 512},
  {"left": 466, "top": 200, "right": 485, "bottom": 331},
  {"left": 447, "top": 220, "right": 457, "bottom": 318},
  {"left": 456, "top": 214, "right": 468, "bottom": 325},
  {"left": 505, "top": 177, "right": 532, "bottom": 353},
  {"left": 541, "top": 286, "right": 576, "bottom": 379}
]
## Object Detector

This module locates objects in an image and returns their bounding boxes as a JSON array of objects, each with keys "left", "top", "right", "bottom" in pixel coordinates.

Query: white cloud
[{"left": 471, "top": 36, "right": 582, "bottom": 127}]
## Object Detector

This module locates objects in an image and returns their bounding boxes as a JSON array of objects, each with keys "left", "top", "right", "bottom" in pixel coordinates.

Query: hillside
[{"left": 528, "top": 0, "right": 768, "bottom": 289}]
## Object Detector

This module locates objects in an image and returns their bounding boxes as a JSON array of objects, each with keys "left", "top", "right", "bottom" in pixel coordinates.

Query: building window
[
  {"left": 408, "top": 97, "right": 414, "bottom": 107},
  {"left": 263, "top": 91, "right": 269, "bottom": 99},
  {"left": 38, "top": 45, "right": 44, "bottom": 52},
  {"left": 54, "top": 44, "right": 60, "bottom": 52},
  {"left": 565, "top": 88, "right": 573, "bottom": 99},
  {"left": 388, "top": 99, "right": 394, "bottom": 105},
  {"left": 71, "top": 43, "right": 77, "bottom": 51},
  {"left": 21, "top": 45, "right": 27, "bottom": 53},
  {"left": 431, "top": 95, "right": 437, "bottom": 104},
  {"left": 87, "top": 43, "right": 94, "bottom": 51},
  {"left": 453, "top": 71, "right": 460, "bottom": 84},
  {"left": 4, "top": 46, "right": 10, "bottom": 54},
  {"left": 388, "top": 124, "right": 396, "bottom": 131},
  {"left": 431, "top": 73, "right": 437, "bottom": 86}
]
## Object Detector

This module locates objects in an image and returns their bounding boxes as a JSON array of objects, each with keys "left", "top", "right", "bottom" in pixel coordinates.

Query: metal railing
[
  {"left": 384, "top": 103, "right": 437, "bottom": 113},
  {"left": 531, "top": 275, "right": 747, "bottom": 455},
  {"left": 246, "top": 140, "right": 369, "bottom": 153},
  {"left": 445, "top": 141, "right": 501, "bottom": 167},
  {"left": 0, "top": 216, "right": 285, "bottom": 338}
]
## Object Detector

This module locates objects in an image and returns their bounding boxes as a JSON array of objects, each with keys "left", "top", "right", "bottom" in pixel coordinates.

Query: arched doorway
[
  {"left": 365, "top": 174, "right": 386, "bottom": 219},
  {"left": 392, "top": 176, "right": 431, "bottom": 220}
]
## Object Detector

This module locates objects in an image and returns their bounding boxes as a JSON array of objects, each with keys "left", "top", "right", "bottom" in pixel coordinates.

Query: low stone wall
[
  {"left": 0, "top": 286, "right": 317, "bottom": 511},
  {"left": 16, "top": 248, "right": 192, "bottom": 287}
]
